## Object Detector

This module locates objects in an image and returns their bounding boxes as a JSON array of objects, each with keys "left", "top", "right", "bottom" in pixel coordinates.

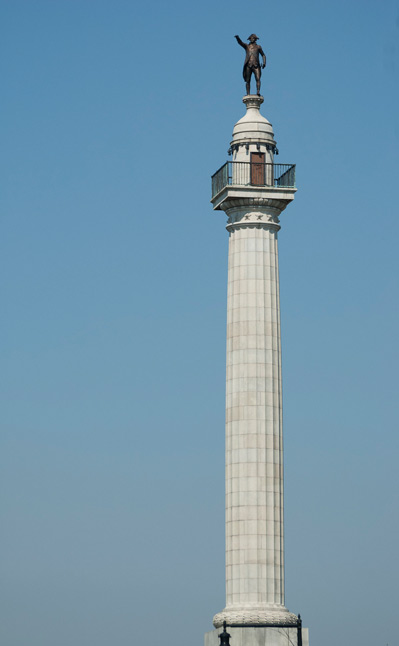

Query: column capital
[{"left": 225, "top": 204, "right": 281, "bottom": 233}]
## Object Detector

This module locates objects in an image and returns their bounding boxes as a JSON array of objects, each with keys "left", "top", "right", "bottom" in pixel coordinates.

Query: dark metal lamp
[{"left": 218, "top": 621, "right": 231, "bottom": 645}]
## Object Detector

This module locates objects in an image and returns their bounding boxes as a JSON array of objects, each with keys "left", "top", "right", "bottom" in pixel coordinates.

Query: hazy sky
[{"left": 1, "top": 1, "right": 398, "bottom": 646}]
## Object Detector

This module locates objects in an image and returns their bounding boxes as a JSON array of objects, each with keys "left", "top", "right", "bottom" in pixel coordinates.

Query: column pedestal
[{"left": 205, "top": 626, "right": 309, "bottom": 646}]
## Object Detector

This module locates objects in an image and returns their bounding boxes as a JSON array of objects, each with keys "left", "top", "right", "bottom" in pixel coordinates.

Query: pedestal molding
[{"left": 213, "top": 607, "right": 298, "bottom": 628}]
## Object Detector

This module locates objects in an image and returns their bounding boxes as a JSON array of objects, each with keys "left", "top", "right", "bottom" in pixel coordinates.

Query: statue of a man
[{"left": 235, "top": 34, "right": 266, "bottom": 96}]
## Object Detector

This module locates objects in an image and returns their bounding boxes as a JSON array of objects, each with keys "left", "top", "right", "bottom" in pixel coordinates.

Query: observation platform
[{"left": 211, "top": 161, "right": 296, "bottom": 211}]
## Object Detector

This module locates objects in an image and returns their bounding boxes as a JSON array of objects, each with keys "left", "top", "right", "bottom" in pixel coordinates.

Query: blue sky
[{"left": 1, "top": 1, "right": 398, "bottom": 645}]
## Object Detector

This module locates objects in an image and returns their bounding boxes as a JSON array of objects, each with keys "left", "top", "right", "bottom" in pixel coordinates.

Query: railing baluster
[{"left": 212, "top": 162, "right": 295, "bottom": 198}]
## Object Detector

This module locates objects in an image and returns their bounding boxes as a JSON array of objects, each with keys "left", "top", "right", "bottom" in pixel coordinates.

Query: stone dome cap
[{"left": 231, "top": 95, "right": 275, "bottom": 147}]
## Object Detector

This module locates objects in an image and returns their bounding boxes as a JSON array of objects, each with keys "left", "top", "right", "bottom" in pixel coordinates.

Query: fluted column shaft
[{"left": 225, "top": 217, "right": 284, "bottom": 613}]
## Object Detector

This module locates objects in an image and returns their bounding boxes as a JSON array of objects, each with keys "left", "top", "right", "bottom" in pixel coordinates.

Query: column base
[
  {"left": 205, "top": 625, "right": 309, "bottom": 646},
  {"left": 213, "top": 606, "right": 298, "bottom": 628}
]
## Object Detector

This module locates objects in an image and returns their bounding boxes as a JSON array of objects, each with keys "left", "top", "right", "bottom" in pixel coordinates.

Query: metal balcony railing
[{"left": 211, "top": 162, "right": 296, "bottom": 200}]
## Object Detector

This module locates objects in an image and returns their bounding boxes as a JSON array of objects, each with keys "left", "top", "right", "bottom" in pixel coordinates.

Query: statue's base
[
  {"left": 205, "top": 625, "right": 309, "bottom": 646},
  {"left": 243, "top": 94, "right": 264, "bottom": 105}
]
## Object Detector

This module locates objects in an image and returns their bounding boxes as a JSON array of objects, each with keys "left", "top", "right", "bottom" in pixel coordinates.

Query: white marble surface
[{"left": 218, "top": 218, "right": 286, "bottom": 624}]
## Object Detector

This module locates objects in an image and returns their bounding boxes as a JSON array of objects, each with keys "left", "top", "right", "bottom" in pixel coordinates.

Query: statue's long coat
[{"left": 242, "top": 44, "right": 266, "bottom": 77}]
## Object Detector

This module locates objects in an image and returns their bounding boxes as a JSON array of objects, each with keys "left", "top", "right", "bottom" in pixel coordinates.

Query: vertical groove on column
[
  {"left": 226, "top": 227, "right": 234, "bottom": 608},
  {"left": 267, "top": 227, "right": 275, "bottom": 605},
  {"left": 275, "top": 233, "right": 284, "bottom": 605},
  {"left": 276, "top": 230, "right": 281, "bottom": 604},
  {"left": 269, "top": 228, "right": 275, "bottom": 605},
  {"left": 270, "top": 230, "right": 279, "bottom": 605},
  {"left": 255, "top": 227, "right": 262, "bottom": 607},
  {"left": 260, "top": 226, "right": 268, "bottom": 606}
]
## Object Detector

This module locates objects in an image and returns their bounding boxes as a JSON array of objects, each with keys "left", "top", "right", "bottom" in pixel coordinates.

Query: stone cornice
[
  {"left": 222, "top": 197, "right": 287, "bottom": 211},
  {"left": 212, "top": 186, "right": 296, "bottom": 212}
]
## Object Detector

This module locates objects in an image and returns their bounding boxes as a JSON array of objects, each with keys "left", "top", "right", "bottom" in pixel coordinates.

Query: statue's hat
[{"left": 248, "top": 34, "right": 259, "bottom": 40}]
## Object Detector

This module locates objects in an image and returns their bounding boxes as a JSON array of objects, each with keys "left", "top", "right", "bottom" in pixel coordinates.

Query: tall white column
[
  {"left": 214, "top": 202, "right": 296, "bottom": 627},
  {"left": 210, "top": 96, "right": 299, "bottom": 631},
  {"left": 226, "top": 217, "right": 283, "bottom": 609}
]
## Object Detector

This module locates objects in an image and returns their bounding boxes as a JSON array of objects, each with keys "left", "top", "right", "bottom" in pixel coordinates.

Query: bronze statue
[{"left": 235, "top": 34, "right": 266, "bottom": 96}]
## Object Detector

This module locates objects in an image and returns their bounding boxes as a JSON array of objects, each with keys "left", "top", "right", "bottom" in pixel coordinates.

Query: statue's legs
[
  {"left": 254, "top": 67, "right": 261, "bottom": 95},
  {"left": 244, "top": 66, "right": 261, "bottom": 95},
  {"left": 243, "top": 65, "right": 252, "bottom": 95}
]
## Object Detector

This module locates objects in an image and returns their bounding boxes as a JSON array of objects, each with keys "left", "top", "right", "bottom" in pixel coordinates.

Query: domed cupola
[{"left": 230, "top": 96, "right": 277, "bottom": 165}]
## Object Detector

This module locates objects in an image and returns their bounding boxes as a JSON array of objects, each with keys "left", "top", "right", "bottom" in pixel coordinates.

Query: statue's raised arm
[
  {"left": 235, "top": 33, "right": 267, "bottom": 96},
  {"left": 235, "top": 35, "right": 247, "bottom": 49}
]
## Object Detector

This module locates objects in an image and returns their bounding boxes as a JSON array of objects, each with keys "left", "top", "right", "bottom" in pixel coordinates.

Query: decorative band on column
[
  {"left": 213, "top": 607, "right": 298, "bottom": 628},
  {"left": 224, "top": 205, "right": 281, "bottom": 233},
  {"left": 226, "top": 220, "right": 280, "bottom": 233}
]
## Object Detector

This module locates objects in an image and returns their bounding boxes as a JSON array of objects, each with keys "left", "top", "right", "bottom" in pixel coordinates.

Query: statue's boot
[{"left": 246, "top": 82, "right": 250, "bottom": 95}]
